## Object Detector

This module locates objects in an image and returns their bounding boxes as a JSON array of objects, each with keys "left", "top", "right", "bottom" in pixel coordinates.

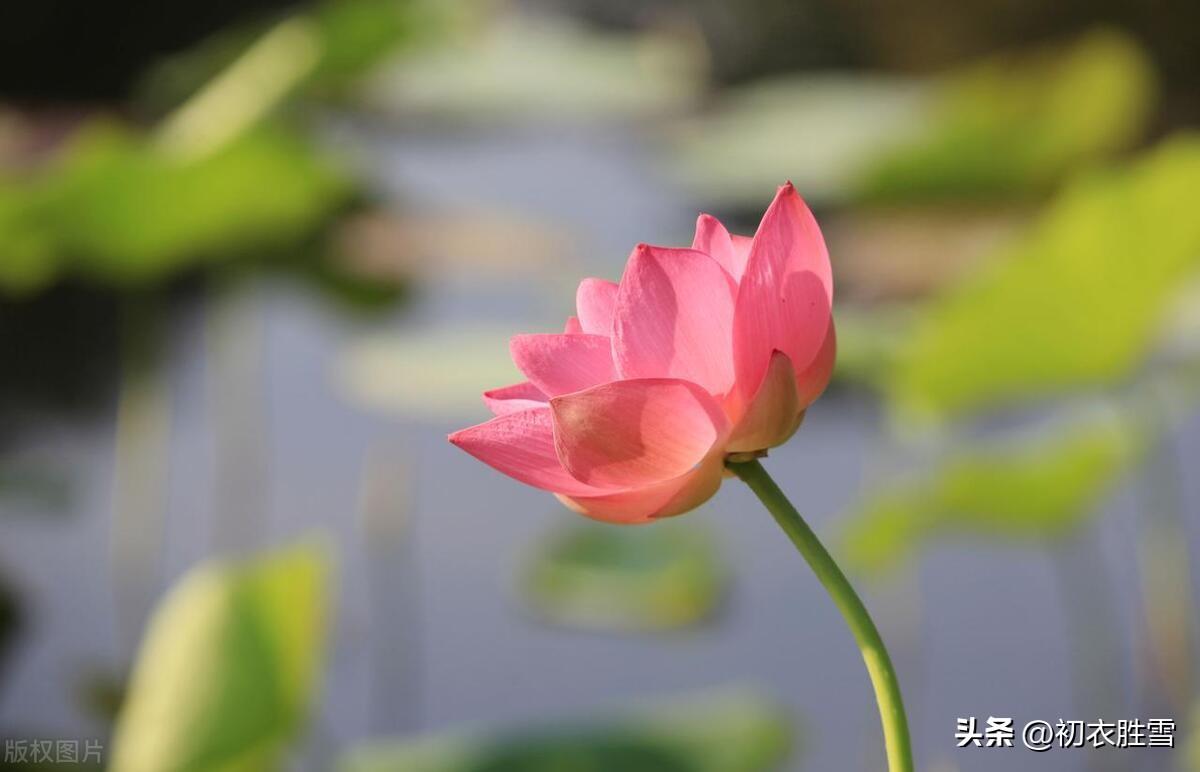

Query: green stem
[{"left": 728, "top": 458, "right": 914, "bottom": 772}]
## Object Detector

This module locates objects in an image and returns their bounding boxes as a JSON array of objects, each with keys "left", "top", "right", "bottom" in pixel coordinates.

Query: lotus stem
[{"left": 728, "top": 457, "right": 914, "bottom": 772}]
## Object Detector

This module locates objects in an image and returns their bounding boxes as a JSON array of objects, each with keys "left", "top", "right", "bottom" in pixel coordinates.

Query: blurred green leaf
[
  {"left": 294, "top": 250, "right": 410, "bottom": 313},
  {"left": 671, "top": 75, "right": 929, "bottom": 207},
  {"left": 337, "top": 325, "right": 524, "bottom": 420},
  {"left": 857, "top": 28, "right": 1155, "bottom": 201},
  {"left": 0, "top": 182, "right": 59, "bottom": 292},
  {"left": 53, "top": 123, "right": 346, "bottom": 282},
  {"left": 886, "top": 134, "right": 1200, "bottom": 421},
  {"left": 522, "top": 519, "right": 726, "bottom": 633},
  {"left": 338, "top": 688, "right": 792, "bottom": 772},
  {"left": 138, "top": 0, "right": 448, "bottom": 113},
  {"left": 842, "top": 413, "right": 1142, "bottom": 572},
  {"left": 829, "top": 305, "right": 913, "bottom": 388},
  {"left": 110, "top": 543, "right": 331, "bottom": 772},
  {"left": 0, "top": 121, "right": 347, "bottom": 294},
  {"left": 365, "top": 15, "right": 704, "bottom": 122},
  {"left": 309, "top": 0, "right": 444, "bottom": 93}
]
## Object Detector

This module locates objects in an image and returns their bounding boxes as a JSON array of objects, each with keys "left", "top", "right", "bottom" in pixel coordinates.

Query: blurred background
[{"left": 0, "top": 0, "right": 1198, "bottom": 770}]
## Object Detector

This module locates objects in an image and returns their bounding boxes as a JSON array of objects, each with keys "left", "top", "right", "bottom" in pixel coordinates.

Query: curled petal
[
  {"left": 482, "top": 381, "right": 548, "bottom": 416},
  {"left": 510, "top": 333, "right": 616, "bottom": 397},
  {"left": 551, "top": 378, "right": 728, "bottom": 489},
  {"left": 563, "top": 316, "right": 584, "bottom": 334},
  {"left": 576, "top": 278, "right": 619, "bottom": 335},
  {"left": 795, "top": 319, "right": 836, "bottom": 409},
  {"left": 556, "top": 451, "right": 725, "bottom": 524},
  {"left": 732, "top": 184, "right": 832, "bottom": 398},
  {"left": 734, "top": 267, "right": 832, "bottom": 403},
  {"left": 726, "top": 351, "right": 804, "bottom": 453},
  {"left": 612, "top": 244, "right": 737, "bottom": 396},
  {"left": 449, "top": 408, "right": 607, "bottom": 497}
]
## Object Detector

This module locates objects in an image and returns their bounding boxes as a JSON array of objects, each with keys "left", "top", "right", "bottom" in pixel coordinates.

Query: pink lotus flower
[{"left": 449, "top": 184, "right": 835, "bottom": 523}]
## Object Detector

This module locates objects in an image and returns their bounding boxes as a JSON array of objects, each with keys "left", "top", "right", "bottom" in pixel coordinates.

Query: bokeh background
[{"left": 1, "top": 0, "right": 1199, "bottom": 770}]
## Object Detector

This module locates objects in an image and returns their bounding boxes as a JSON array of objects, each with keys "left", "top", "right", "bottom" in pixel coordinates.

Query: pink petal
[
  {"left": 726, "top": 351, "right": 804, "bottom": 452},
  {"left": 748, "top": 182, "right": 832, "bottom": 301},
  {"left": 795, "top": 319, "right": 836, "bottom": 409},
  {"left": 645, "top": 452, "right": 726, "bottom": 517},
  {"left": 510, "top": 333, "right": 616, "bottom": 397},
  {"left": 482, "top": 381, "right": 548, "bottom": 416},
  {"left": 556, "top": 451, "right": 725, "bottom": 524},
  {"left": 692, "top": 214, "right": 735, "bottom": 276},
  {"left": 734, "top": 270, "right": 830, "bottom": 399},
  {"left": 730, "top": 234, "right": 754, "bottom": 276},
  {"left": 448, "top": 408, "right": 607, "bottom": 496},
  {"left": 563, "top": 316, "right": 584, "bottom": 334},
  {"left": 551, "top": 378, "right": 728, "bottom": 489},
  {"left": 733, "top": 185, "right": 833, "bottom": 401},
  {"left": 612, "top": 244, "right": 738, "bottom": 396},
  {"left": 575, "top": 278, "right": 619, "bottom": 335},
  {"left": 693, "top": 214, "right": 754, "bottom": 282}
]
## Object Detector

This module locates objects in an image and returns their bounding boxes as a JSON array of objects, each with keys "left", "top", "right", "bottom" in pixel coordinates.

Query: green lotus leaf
[
  {"left": 521, "top": 519, "right": 727, "bottom": 633},
  {"left": 842, "top": 413, "right": 1143, "bottom": 572},
  {"left": 857, "top": 28, "right": 1155, "bottom": 201},
  {"left": 0, "top": 120, "right": 347, "bottom": 295},
  {"left": 338, "top": 688, "right": 792, "bottom": 772},
  {"left": 109, "top": 543, "right": 331, "bottom": 772},
  {"left": 886, "top": 134, "right": 1200, "bottom": 421}
]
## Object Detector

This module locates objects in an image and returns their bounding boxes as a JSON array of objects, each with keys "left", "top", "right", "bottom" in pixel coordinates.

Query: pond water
[{"left": 0, "top": 120, "right": 1194, "bottom": 772}]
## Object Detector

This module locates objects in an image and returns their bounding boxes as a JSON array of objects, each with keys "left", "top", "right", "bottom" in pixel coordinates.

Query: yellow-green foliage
[
  {"left": 110, "top": 543, "right": 331, "bottom": 772},
  {"left": 858, "top": 28, "right": 1156, "bottom": 201},
  {"left": 339, "top": 689, "right": 792, "bottom": 772},
  {"left": 842, "top": 414, "right": 1141, "bottom": 572},
  {"left": 523, "top": 520, "right": 726, "bottom": 633},
  {"left": 0, "top": 121, "right": 346, "bottom": 295},
  {"left": 886, "top": 135, "right": 1200, "bottom": 421}
]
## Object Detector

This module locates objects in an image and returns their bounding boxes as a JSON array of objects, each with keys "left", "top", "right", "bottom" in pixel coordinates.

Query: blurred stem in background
[
  {"left": 1134, "top": 383, "right": 1197, "bottom": 716},
  {"left": 1051, "top": 530, "right": 1126, "bottom": 772},
  {"left": 729, "top": 457, "right": 914, "bottom": 772},
  {"left": 109, "top": 293, "right": 172, "bottom": 659},
  {"left": 207, "top": 280, "right": 270, "bottom": 555},
  {"left": 858, "top": 406, "right": 927, "bottom": 753},
  {"left": 358, "top": 444, "right": 422, "bottom": 737},
  {"left": 153, "top": 15, "right": 319, "bottom": 162}
]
